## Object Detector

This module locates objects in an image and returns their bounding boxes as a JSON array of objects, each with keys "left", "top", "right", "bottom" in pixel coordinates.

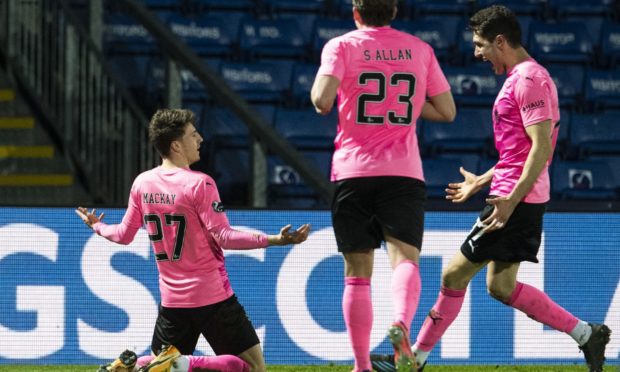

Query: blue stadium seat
[
  {"left": 422, "top": 157, "right": 466, "bottom": 198},
  {"left": 528, "top": 21, "right": 594, "bottom": 65},
  {"left": 590, "top": 155, "right": 620, "bottom": 192},
  {"left": 548, "top": 0, "right": 614, "bottom": 18},
  {"left": 442, "top": 65, "right": 503, "bottom": 107},
  {"left": 274, "top": 107, "right": 337, "bottom": 150},
  {"left": 565, "top": 15, "right": 605, "bottom": 51},
  {"left": 268, "top": 150, "right": 331, "bottom": 208},
  {"left": 167, "top": 14, "right": 238, "bottom": 58},
  {"left": 239, "top": 18, "right": 306, "bottom": 60},
  {"left": 570, "top": 112, "right": 620, "bottom": 158},
  {"left": 546, "top": 64, "right": 585, "bottom": 110},
  {"left": 423, "top": 108, "right": 493, "bottom": 156},
  {"left": 145, "top": 58, "right": 221, "bottom": 104},
  {"left": 107, "top": 55, "right": 152, "bottom": 92},
  {"left": 211, "top": 148, "right": 251, "bottom": 206},
  {"left": 392, "top": 20, "right": 452, "bottom": 61},
  {"left": 263, "top": 0, "right": 326, "bottom": 13},
  {"left": 476, "top": 0, "right": 546, "bottom": 18},
  {"left": 219, "top": 61, "right": 293, "bottom": 103},
  {"left": 584, "top": 68, "right": 620, "bottom": 111},
  {"left": 313, "top": 18, "right": 355, "bottom": 61},
  {"left": 556, "top": 109, "right": 571, "bottom": 159},
  {"left": 600, "top": 21, "right": 620, "bottom": 68},
  {"left": 193, "top": 0, "right": 256, "bottom": 12},
  {"left": 274, "top": 13, "right": 318, "bottom": 45},
  {"left": 410, "top": 0, "right": 471, "bottom": 16},
  {"left": 204, "top": 104, "right": 277, "bottom": 148},
  {"left": 291, "top": 63, "right": 319, "bottom": 107},
  {"left": 455, "top": 19, "right": 475, "bottom": 65},
  {"left": 104, "top": 13, "right": 156, "bottom": 55},
  {"left": 551, "top": 160, "right": 617, "bottom": 200},
  {"left": 143, "top": 0, "right": 180, "bottom": 10}
]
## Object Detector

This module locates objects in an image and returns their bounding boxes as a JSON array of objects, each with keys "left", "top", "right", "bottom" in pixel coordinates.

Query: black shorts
[
  {"left": 460, "top": 201, "right": 546, "bottom": 263},
  {"left": 151, "top": 295, "right": 259, "bottom": 356},
  {"left": 331, "top": 176, "right": 426, "bottom": 252}
]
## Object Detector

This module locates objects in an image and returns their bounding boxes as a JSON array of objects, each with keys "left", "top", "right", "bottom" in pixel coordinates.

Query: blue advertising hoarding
[{"left": 0, "top": 207, "right": 618, "bottom": 366}]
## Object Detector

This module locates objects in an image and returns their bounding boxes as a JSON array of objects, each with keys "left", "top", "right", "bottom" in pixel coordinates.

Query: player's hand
[
  {"left": 75, "top": 207, "right": 105, "bottom": 229},
  {"left": 481, "top": 197, "right": 518, "bottom": 232},
  {"left": 269, "top": 224, "right": 311, "bottom": 246},
  {"left": 446, "top": 167, "right": 479, "bottom": 203}
]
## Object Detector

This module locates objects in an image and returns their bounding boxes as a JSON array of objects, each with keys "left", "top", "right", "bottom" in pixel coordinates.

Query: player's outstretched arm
[
  {"left": 75, "top": 207, "right": 105, "bottom": 229},
  {"left": 268, "top": 224, "right": 311, "bottom": 246}
]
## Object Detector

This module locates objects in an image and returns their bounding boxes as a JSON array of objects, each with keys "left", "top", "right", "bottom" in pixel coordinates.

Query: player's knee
[
  {"left": 441, "top": 268, "right": 469, "bottom": 289},
  {"left": 248, "top": 360, "right": 266, "bottom": 372},
  {"left": 487, "top": 284, "right": 512, "bottom": 303}
]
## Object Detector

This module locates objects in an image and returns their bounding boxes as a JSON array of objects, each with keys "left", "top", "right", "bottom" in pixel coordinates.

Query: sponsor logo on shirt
[
  {"left": 212, "top": 201, "right": 225, "bottom": 213},
  {"left": 521, "top": 99, "right": 545, "bottom": 112}
]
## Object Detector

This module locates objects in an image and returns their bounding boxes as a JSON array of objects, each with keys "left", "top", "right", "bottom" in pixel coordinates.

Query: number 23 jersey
[{"left": 317, "top": 26, "right": 450, "bottom": 182}]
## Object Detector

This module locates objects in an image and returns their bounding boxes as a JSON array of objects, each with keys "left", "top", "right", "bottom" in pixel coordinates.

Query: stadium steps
[{"left": 0, "top": 68, "right": 91, "bottom": 206}]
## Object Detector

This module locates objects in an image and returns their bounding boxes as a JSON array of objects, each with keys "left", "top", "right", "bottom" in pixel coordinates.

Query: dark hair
[
  {"left": 352, "top": 0, "right": 397, "bottom": 27},
  {"left": 469, "top": 5, "right": 522, "bottom": 48},
  {"left": 148, "top": 109, "right": 196, "bottom": 157}
]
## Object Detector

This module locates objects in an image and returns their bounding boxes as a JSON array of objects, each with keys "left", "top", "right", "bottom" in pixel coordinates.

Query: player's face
[
  {"left": 473, "top": 32, "right": 504, "bottom": 75},
  {"left": 178, "top": 123, "right": 203, "bottom": 165}
]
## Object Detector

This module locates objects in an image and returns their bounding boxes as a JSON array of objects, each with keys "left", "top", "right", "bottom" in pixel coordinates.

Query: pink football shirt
[
  {"left": 490, "top": 58, "right": 560, "bottom": 203},
  {"left": 316, "top": 26, "right": 451, "bottom": 182},
  {"left": 93, "top": 166, "right": 268, "bottom": 308}
]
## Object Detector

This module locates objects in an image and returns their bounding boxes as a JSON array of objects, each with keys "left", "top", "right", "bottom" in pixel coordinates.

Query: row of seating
[
  {"left": 140, "top": 0, "right": 616, "bottom": 20},
  {"left": 107, "top": 55, "right": 620, "bottom": 114},
  {"left": 104, "top": 11, "right": 620, "bottom": 68}
]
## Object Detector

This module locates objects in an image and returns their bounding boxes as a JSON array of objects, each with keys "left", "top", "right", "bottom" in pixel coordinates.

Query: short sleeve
[
  {"left": 425, "top": 46, "right": 451, "bottom": 97},
  {"left": 515, "top": 73, "right": 554, "bottom": 127},
  {"left": 193, "top": 178, "right": 231, "bottom": 231},
  {"left": 316, "top": 38, "right": 346, "bottom": 82}
]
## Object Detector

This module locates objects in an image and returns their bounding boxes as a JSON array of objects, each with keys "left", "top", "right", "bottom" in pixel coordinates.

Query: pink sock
[
  {"left": 414, "top": 286, "right": 466, "bottom": 352},
  {"left": 391, "top": 260, "right": 421, "bottom": 331},
  {"left": 136, "top": 355, "right": 154, "bottom": 368},
  {"left": 506, "top": 282, "right": 579, "bottom": 333},
  {"left": 189, "top": 355, "right": 250, "bottom": 372},
  {"left": 343, "top": 277, "right": 372, "bottom": 372}
]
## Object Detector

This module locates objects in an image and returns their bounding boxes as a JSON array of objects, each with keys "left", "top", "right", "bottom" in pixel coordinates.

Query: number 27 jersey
[{"left": 317, "top": 26, "right": 450, "bottom": 182}]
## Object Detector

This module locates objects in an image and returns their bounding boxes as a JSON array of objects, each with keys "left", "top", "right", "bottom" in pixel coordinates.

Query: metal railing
[{"left": 0, "top": 0, "right": 156, "bottom": 205}]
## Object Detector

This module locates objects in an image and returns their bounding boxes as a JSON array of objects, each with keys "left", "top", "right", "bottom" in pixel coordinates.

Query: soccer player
[
  {"left": 76, "top": 109, "right": 311, "bottom": 372},
  {"left": 311, "top": 0, "right": 456, "bottom": 370},
  {"left": 371, "top": 5, "right": 611, "bottom": 372}
]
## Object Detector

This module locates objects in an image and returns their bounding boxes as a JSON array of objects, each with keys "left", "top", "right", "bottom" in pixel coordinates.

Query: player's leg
[
  {"left": 489, "top": 261, "right": 611, "bottom": 372},
  {"left": 200, "top": 295, "right": 262, "bottom": 372},
  {"left": 411, "top": 250, "right": 486, "bottom": 368},
  {"left": 333, "top": 178, "right": 382, "bottom": 372}
]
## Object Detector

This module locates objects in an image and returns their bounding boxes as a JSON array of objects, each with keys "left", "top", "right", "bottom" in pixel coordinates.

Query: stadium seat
[
  {"left": 103, "top": 13, "right": 156, "bottom": 55},
  {"left": 291, "top": 62, "right": 319, "bottom": 107},
  {"left": 565, "top": 15, "right": 605, "bottom": 51},
  {"left": 268, "top": 150, "right": 331, "bottom": 208},
  {"left": 569, "top": 112, "right": 620, "bottom": 158},
  {"left": 442, "top": 65, "right": 503, "bottom": 107},
  {"left": 551, "top": 160, "right": 617, "bottom": 200},
  {"left": 274, "top": 107, "right": 337, "bottom": 150},
  {"left": 392, "top": 19, "right": 452, "bottom": 61},
  {"left": 556, "top": 109, "right": 571, "bottom": 159},
  {"left": 584, "top": 68, "right": 620, "bottom": 111},
  {"left": 219, "top": 61, "right": 293, "bottom": 103},
  {"left": 145, "top": 58, "right": 221, "bottom": 104},
  {"left": 600, "top": 21, "right": 620, "bottom": 68},
  {"left": 313, "top": 18, "right": 355, "bottom": 61},
  {"left": 546, "top": 64, "right": 585, "bottom": 110},
  {"left": 590, "top": 155, "right": 620, "bottom": 192},
  {"left": 211, "top": 148, "right": 251, "bottom": 206},
  {"left": 167, "top": 14, "right": 238, "bottom": 58},
  {"left": 423, "top": 107, "right": 493, "bottom": 155},
  {"left": 239, "top": 18, "right": 306, "bottom": 60},
  {"left": 547, "top": 0, "right": 614, "bottom": 18},
  {"left": 476, "top": 0, "right": 546, "bottom": 18},
  {"left": 410, "top": 0, "right": 472, "bottom": 16},
  {"left": 193, "top": 0, "right": 256, "bottom": 12},
  {"left": 274, "top": 13, "right": 318, "bottom": 45},
  {"left": 528, "top": 21, "right": 594, "bottom": 65},
  {"left": 422, "top": 157, "right": 466, "bottom": 198},
  {"left": 263, "top": 0, "right": 326, "bottom": 14},
  {"left": 204, "top": 104, "right": 277, "bottom": 149}
]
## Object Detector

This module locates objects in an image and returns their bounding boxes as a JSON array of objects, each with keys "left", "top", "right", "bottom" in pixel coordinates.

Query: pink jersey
[
  {"left": 316, "top": 26, "right": 451, "bottom": 181},
  {"left": 490, "top": 58, "right": 560, "bottom": 203},
  {"left": 93, "top": 166, "right": 268, "bottom": 308}
]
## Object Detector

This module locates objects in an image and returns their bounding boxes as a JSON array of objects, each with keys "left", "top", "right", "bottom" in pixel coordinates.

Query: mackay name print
[{"left": 142, "top": 192, "right": 177, "bottom": 205}]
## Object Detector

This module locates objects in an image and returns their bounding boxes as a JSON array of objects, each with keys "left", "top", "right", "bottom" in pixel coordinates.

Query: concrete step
[
  {"left": 0, "top": 116, "right": 34, "bottom": 129},
  {"left": 0, "top": 173, "right": 73, "bottom": 186},
  {"left": 0, "top": 126, "right": 53, "bottom": 146},
  {"left": 0, "top": 185, "right": 93, "bottom": 206},
  {"left": 0, "top": 89, "right": 15, "bottom": 102}
]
